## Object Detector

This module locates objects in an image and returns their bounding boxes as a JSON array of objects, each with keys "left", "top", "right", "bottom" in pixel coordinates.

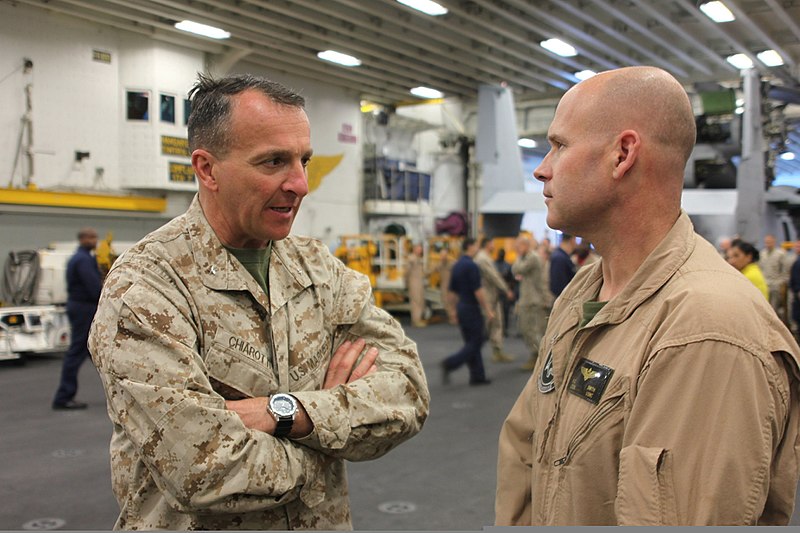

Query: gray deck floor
[{"left": 1, "top": 317, "right": 799, "bottom": 530}]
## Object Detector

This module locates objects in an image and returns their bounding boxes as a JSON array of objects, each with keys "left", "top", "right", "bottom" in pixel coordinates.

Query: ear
[
  {"left": 192, "top": 149, "right": 218, "bottom": 192},
  {"left": 611, "top": 130, "right": 641, "bottom": 180}
]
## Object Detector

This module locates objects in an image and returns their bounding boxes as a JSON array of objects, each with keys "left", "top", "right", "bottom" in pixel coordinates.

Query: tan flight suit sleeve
[
  {"left": 616, "top": 340, "right": 798, "bottom": 525},
  {"left": 495, "top": 374, "right": 536, "bottom": 525}
]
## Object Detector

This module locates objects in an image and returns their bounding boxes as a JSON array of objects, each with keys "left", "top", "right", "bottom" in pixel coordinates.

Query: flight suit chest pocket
[{"left": 204, "top": 329, "right": 278, "bottom": 399}]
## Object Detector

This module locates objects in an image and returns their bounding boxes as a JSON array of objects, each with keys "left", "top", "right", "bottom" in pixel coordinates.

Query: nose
[
  {"left": 533, "top": 152, "right": 551, "bottom": 183},
  {"left": 283, "top": 160, "right": 309, "bottom": 198}
]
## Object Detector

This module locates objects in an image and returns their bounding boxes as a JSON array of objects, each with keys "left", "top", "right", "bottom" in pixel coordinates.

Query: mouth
[{"left": 270, "top": 206, "right": 293, "bottom": 213}]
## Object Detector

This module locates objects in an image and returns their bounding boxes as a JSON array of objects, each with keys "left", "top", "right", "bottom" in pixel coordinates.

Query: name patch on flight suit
[{"left": 567, "top": 358, "right": 614, "bottom": 404}]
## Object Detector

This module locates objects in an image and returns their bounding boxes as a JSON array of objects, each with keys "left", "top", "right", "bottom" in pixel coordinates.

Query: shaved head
[{"left": 567, "top": 66, "right": 696, "bottom": 168}]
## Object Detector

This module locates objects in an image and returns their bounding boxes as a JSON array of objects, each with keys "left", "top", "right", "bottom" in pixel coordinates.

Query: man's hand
[
  {"left": 323, "top": 338, "right": 379, "bottom": 389},
  {"left": 226, "top": 338, "right": 379, "bottom": 438}
]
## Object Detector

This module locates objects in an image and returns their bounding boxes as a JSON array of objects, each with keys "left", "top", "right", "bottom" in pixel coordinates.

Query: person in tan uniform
[
  {"left": 437, "top": 242, "right": 457, "bottom": 324},
  {"left": 89, "top": 73, "right": 429, "bottom": 530},
  {"left": 512, "top": 234, "right": 550, "bottom": 371},
  {"left": 405, "top": 242, "right": 427, "bottom": 327},
  {"left": 495, "top": 66, "right": 800, "bottom": 526},
  {"left": 760, "top": 234, "right": 788, "bottom": 319},
  {"left": 474, "top": 238, "right": 515, "bottom": 362}
]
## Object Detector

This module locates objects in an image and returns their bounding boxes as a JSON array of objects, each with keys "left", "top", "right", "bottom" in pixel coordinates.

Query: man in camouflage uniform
[
  {"left": 760, "top": 234, "right": 789, "bottom": 320},
  {"left": 89, "top": 73, "right": 430, "bottom": 530},
  {"left": 512, "top": 234, "right": 550, "bottom": 371}
]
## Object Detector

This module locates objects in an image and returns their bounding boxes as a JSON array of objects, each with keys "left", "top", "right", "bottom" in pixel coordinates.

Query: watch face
[{"left": 271, "top": 395, "right": 295, "bottom": 416}]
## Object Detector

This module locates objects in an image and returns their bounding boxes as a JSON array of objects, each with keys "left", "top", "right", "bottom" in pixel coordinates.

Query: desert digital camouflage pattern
[{"left": 89, "top": 195, "right": 430, "bottom": 530}]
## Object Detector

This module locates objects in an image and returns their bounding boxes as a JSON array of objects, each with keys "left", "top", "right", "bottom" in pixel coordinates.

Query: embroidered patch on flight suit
[
  {"left": 567, "top": 358, "right": 614, "bottom": 404},
  {"left": 538, "top": 350, "right": 555, "bottom": 393}
]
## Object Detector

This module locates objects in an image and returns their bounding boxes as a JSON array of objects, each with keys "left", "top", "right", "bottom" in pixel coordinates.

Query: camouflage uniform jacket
[
  {"left": 89, "top": 196, "right": 430, "bottom": 530},
  {"left": 474, "top": 249, "right": 510, "bottom": 308},
  {"left": 512, "top": 251, "right": 550, "bottom": 308}
]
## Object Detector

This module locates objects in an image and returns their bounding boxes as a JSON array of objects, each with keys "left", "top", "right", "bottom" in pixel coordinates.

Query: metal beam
[
  {"left": 629, "top": 0, "right": 733, "bottom": 74},
  {"left": 764, "top": 0, "right": 800, "bottom": 46},
  {"left": 312, "top": 0, "right": 552, "bottom": 92},
  {"left": 0, "top": 188, "right": 167, "bottom": 213},
  {"left": 549, "top": 0, "right": 688, "bottom": 76},
  {"left": 588, "top": 0, "right": 710, "bottom": 75},
  {"left": 671, "top": 0, "right": 771, "bottom": 78},
  {"left": 506, "top": 0, "right": 635, "bottom": 70},
  {"left": 725, "top": 0, "right": 796, "bottom": 68},
  {"left": 153, "top": 0, "right": 480, "bottom": 96}
]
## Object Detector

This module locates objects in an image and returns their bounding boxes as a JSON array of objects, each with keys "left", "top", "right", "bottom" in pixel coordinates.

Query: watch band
[{"left": 273, "top": 417, "right": 293, "bottom": 438}]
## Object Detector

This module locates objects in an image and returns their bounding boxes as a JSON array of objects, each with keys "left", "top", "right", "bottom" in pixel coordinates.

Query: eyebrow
[
  {"left": 547, "top": 133, "right": 566, "bottom": 146},
  {"left": 249, "top": 148, "right": 314, "bottom": 164}
]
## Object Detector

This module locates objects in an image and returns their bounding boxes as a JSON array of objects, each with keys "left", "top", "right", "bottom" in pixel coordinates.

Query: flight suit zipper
[
  {"left": 552, "top": 391, "right": 625, "bottom": 466},
  {"left": 539, "top": 318, "right": 592, "bottom": 521}
]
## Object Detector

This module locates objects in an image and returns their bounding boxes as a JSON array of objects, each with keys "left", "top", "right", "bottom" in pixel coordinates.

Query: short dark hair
[
  {"left": 732, "top": 240, "right": 760, "bottom": 263},
  {"left": 462, "top": 237, "right": 476, "bottom": 252},
  {"left": 479, "top": 237, "right": 492, "bottom": 248},
  {"left": 187, "top": 73, "right": 305, "bottom": 156},
  {"left": 77, "top": 227, "right": 97, "bottom": 240}
]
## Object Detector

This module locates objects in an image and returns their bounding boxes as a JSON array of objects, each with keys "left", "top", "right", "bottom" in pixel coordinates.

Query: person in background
[
  {"left": 437, "top": 242, "right": 457, "bottom": 324},
  {"left": 474, "top": 238, "right": 515, "bottom": 363},
  {"left": 790, "top": 240, "right": 800, "bottom": 337},
  {"left": 89, "top": 73, "right": 429, "bottom": 530},
  {"left": 537, "top": 238, "right": 553, "bottom": 307},
  {"left": 405, "top": 242, "right": 427, "bottom": 327},
  {"left": 727, "top": 239, "right": 769, "bottom": 300},
  {"left": 718, "top": 236, "right": 733, "bottom": 258},
  {"left": 496, "top": 66, "right": 800, "bottom": 525},
  {"left": 759, "top": 234, "right": 788, "bottom": 319},
  {"left": 441, "top": 237, "right": 494, "bottom": 385},
  {"left": 549, "top": 233, "right": 577, "bottom": 298},
  {"left": 573, "top": 242, "right": 598, "bottom": 269},
  {"left": 52, "top": 227, "right": 102, "bottom": 410},
  {"left": 494, "top": 248, "right": 516, "bottom": 337},
  {"left": 512, "top": 234, "right": 549, "bottom": 371}
]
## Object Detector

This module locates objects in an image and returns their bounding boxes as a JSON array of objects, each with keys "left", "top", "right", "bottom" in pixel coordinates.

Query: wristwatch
[{"left": 268, "top": 393, "right": 298, "bottom": 438}]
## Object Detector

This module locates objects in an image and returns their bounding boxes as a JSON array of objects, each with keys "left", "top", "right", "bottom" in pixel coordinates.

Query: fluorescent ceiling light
[
  {"left": 317, "top": 50, "right": 362, "bottom": 67},
  {"left": 396, "top": 0, "right": 447, "bottom": 16},
  {"left": 574, "top": 70, "right": 596, "bottom": 81},
  {"left": 726, "top": 53, "right": 753, "bottom": 69},
  {"left": 780, "top": 152, "right": 796, "bottom": 161},
  {"left": 174, "top": 20, "right": 230, "bottom": 40},
  {"left": 757, "top": 49, "right": 784, "bottom": 67},
  {"left": 699, "top": 1, "right": 735, "bottom": 23},
  {"left": 540, "top": 38, "right": 577, "bottom": 57},
  {"left": 410, "top": 86, "right": 444, "bottom": 99},
  {"left": 518, "top": 138, "right": 538, "bottom": 149}
]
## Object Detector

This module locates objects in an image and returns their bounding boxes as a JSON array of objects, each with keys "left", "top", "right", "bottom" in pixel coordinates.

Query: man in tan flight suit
[
  {"left": 474, "top": 237, "right": 515, "bottom": 362},
  {"left": 89, "top": 73, "right": 430, "bottom": 530},
  {"left": 495, "top": 66, "right": 800, "bottom": 525}
]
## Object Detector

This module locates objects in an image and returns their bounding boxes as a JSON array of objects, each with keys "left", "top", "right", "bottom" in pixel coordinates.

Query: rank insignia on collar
[
  {"left": 567, "top": 358, "right": 614, "bottom": 404},
  {"left": 538, "top": 350, "right": 555, "bottom": 393}
]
